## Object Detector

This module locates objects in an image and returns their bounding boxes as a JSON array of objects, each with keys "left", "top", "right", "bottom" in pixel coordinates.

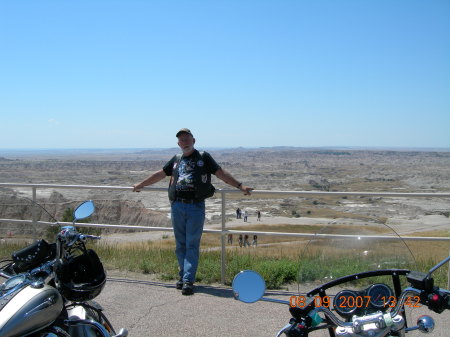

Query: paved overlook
[{"left": 99, "top": 271, "right": 450, "bottom": 337}]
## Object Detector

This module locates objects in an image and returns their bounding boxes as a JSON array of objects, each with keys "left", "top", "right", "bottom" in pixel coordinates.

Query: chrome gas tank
[{"left": 0, "top": 275, "right": 63, "bottom": 337}]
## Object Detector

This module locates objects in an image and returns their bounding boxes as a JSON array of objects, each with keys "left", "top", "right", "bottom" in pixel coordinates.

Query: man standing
[{"left": 133, "top": 128, "right": 253, "bottom": 295}]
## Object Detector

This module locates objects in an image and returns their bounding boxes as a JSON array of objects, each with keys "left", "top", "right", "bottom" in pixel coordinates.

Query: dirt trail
[{"left": 100, "top": 214, "right": 450, "bottom": 244}]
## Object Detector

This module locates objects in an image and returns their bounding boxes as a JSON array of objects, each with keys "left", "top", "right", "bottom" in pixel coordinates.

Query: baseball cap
[{"left": 176, "top": 128, "right": 194, "bottom": 137}]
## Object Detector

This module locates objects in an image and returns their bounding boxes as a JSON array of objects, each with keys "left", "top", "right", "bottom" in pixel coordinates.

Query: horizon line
[{"left": 0, "top": 145, "right": 449, "bottom": 152}]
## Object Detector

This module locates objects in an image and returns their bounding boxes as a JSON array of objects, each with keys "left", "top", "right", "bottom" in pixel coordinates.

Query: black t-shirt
[{"left": 163, "top": 150, "right": 221, "bottom": 199}]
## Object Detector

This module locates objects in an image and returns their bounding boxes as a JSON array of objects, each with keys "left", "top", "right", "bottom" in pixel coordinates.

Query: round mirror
[
  {"left": 73, "top": 200, "right": 95, "bottom": 222},
  {"left": 232, "top": 270, "right": 266, "bottom": 303}
]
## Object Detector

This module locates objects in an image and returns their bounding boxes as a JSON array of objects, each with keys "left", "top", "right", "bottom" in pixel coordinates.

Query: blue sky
[{"left": 1, "top": 0, "right": 449, "bottom": 149}]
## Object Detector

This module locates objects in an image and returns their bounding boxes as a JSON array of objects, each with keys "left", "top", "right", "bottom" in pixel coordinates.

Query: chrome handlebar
[
  {"left": 286, "top": 286, "right": 449, "bottom": 336},
  {"left": 57, "top": 227, "right": 101, "bottom": 249}
]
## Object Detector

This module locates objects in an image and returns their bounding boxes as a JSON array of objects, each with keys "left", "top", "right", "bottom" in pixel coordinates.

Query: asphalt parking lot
[{"left": 97, "top": 274, "right": 449, "bottom": 337}]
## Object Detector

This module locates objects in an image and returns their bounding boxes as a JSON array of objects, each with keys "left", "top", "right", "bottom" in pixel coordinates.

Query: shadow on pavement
[{"left": 107, "top": 277, "right": 236, "bottom": 298}]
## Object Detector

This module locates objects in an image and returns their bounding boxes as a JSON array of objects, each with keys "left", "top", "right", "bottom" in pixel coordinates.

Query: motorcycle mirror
[
  {"left": 73, "top": 200, "right": 95, "bottom": 222},
  {"left": 417, "top": 315, "right": 435, "bottom": 333},
  {"left": 232, "top": 270, "right": 266, "bottom": 303}
]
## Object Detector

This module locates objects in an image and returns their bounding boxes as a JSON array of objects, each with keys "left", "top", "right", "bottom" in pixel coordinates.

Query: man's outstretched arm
[
  {"left": 133, "top": 169, "right": 167, "bottom": 192},
  {"left": 215, "top": 168, "right": 253, "bottom": 195}
]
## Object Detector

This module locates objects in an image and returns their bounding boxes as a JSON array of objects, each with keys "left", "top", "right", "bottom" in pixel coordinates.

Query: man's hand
[
  {"left": 132, "top": 184, "right": 142, "bottom": 192},
  {"left": 239, "top": 185, "right": 254, "bottom": 196}
]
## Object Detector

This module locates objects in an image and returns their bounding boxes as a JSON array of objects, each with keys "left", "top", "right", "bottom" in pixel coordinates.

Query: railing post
[
  {"left": 220, "top": 190, "right": 226, "bottom": 284},
  {"left": 448, "top": 249, "right": 450, "bottom": 290},
  {"left": 32, "top": 186, "right": 37, "bottom": 241}
]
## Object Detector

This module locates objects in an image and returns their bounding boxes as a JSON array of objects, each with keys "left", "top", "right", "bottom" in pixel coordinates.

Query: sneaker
[
  {"left": 181, "top": 282, "right": 194, "bottom": 295},
  {"left": 176, "top": 279, "right": 183, "bottom": 290}
]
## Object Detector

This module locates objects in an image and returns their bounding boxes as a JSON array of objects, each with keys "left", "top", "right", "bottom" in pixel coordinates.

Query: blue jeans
[{"left": 171, "top": 200, "right": 205, "bottom": 283}]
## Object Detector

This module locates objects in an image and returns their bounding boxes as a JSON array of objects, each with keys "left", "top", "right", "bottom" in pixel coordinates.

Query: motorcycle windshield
[{"left": 296, "top": 221, "right": 416, "bottom": 300}]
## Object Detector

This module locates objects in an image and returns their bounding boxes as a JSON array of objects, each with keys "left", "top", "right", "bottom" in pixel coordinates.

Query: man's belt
[{"left": 174, "top": 197, "right": 204, "bottom": 204}]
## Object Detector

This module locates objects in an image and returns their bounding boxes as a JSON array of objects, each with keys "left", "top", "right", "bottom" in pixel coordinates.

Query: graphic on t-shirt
[{"left": 176, "top": 158, "right": 196, "bottom": 191}]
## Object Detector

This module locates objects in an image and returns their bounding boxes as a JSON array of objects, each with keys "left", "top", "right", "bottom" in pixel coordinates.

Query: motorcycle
[
  {"left": 0, "top": 200, "right": 128, "bottom": 337},
  {"left": 232, "top": 220, "right": 450, "bottom": 337}
]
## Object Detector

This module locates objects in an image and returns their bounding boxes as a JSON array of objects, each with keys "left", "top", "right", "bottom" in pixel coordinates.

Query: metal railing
[{"left": 1, "top": 183, "right": 450, "bottom": 285}]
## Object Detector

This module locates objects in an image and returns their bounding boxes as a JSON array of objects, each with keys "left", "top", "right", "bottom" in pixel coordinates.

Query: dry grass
[
  {"left": 405, "top": 229, "right": 450, "bottom": 237},
  {"left": 401, "top": 230, "right": 450, "bottom": 261}
]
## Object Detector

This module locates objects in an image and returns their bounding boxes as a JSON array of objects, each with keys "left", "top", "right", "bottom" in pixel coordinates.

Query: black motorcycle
[
  {"left": 233, "top": 220, "right": 450, "bottom": 337},
  {"left": 0, "top": 200, "right": 128, "bottom": 337}
]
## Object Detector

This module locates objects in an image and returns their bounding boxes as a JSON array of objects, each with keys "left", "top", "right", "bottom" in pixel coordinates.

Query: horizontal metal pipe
[
  {"left": 1, "top": 219, "right": 450, "bottom": 242},
  {"left": 1, "top": 183, "right": 449, "bottom": 198}
]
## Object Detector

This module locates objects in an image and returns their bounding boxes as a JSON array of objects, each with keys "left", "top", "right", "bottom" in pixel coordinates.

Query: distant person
[
  {"left": 252, "top": 234, "right": 258, "bottom": 247},
  {"left": 244, "top": 234, "right": 250, "bottom": 247},
  {"left": 238, "top": 234, "right": 243, "bottom": 247},
  {"left": 236, "top": 208, "right": 241, "bottom": 219},
  {"left": 243, "top": 210, "right": 248, "bottom": 222},
  {"left": 257, "top": 210, "right": 261, "bottom": 221},
  {"left": 133, "top": 128, "right": 253, "bottom": 295},
  {"left": 227, "top": 233, "right": 233, "bottom": 245}
]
